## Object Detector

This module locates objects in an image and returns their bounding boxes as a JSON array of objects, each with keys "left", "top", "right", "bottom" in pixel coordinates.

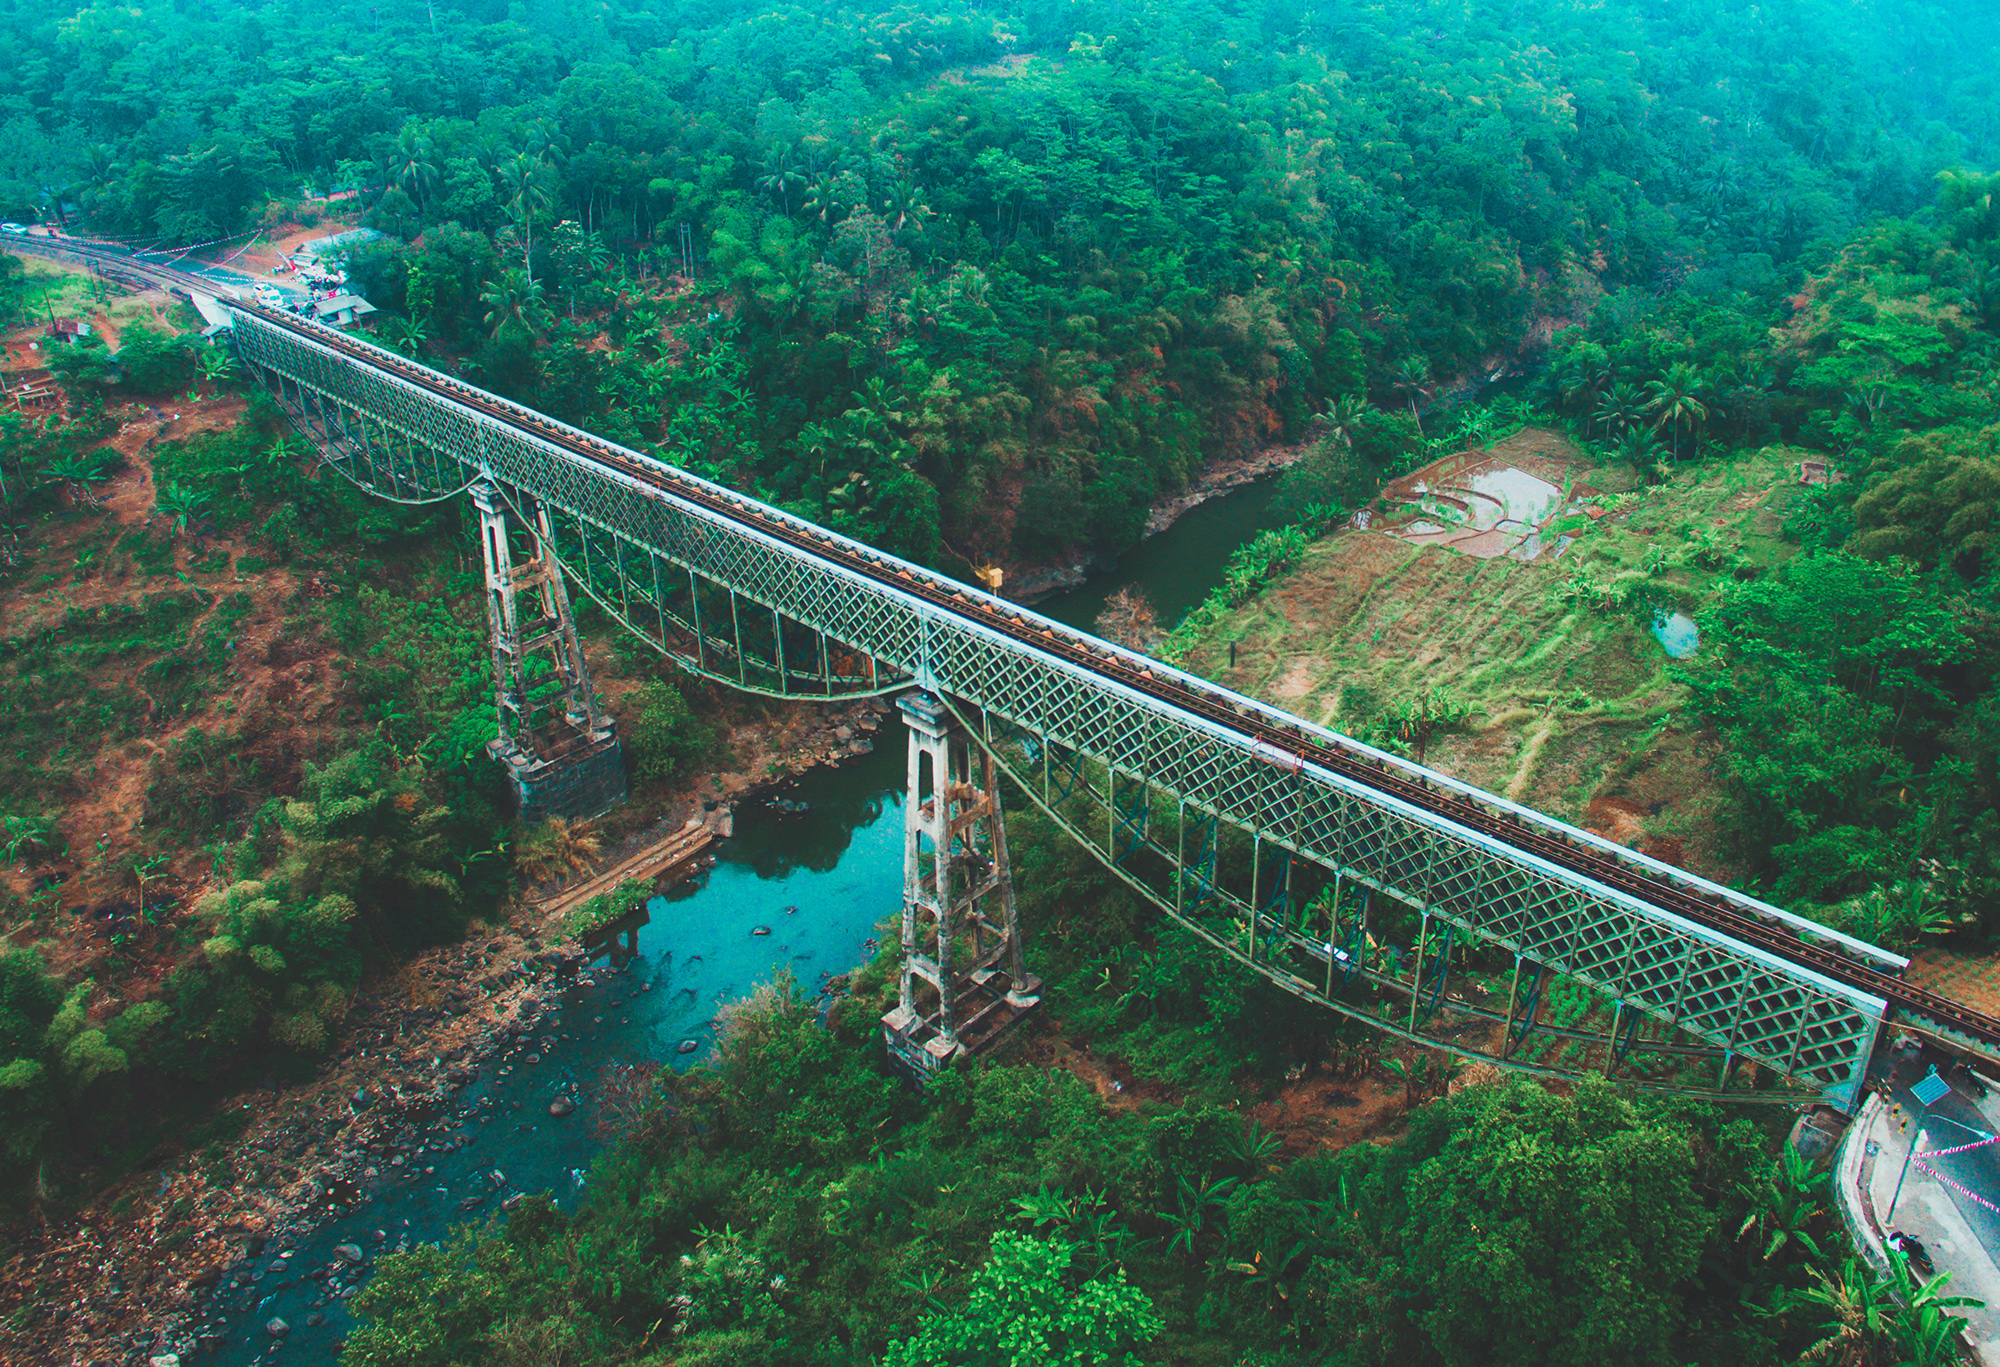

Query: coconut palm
[
  {"left": 481, "top": 269, "right": 545, "bottom": 337},
  {"left": 1389, "top": 356, "right": 1430, "bottom": 434},
  {"left": 1644, "top": 362, "right": 1709, "bottom": 459},
  {"left": 1314, "top": 393, "right": 1368, "bottom": 448},
  {"left": 754, "top": 147, "right": 805, "bottom": 216},
  {"left": 499, "top": 151, "right": 555, "bottom": 284},
  {"left": 881, "top": 179, "right": 933, "bottom": 231},
  {"left": 391, "top": 129, "right": 439, "bottom": 211},
  {"left": 1593, "top": 382, "right": 1648, "bottom": 438},
  {"left": 1614, "top": 427, "right": 1667, "bottom": 485}
]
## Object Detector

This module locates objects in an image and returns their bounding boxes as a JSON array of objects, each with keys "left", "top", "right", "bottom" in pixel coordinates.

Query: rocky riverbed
[{"left": 0, "top": 696, "right": 893, "bottom": 1367}]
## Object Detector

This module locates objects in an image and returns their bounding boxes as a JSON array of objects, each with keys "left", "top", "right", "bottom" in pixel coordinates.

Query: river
[{"left": 207, "top": 472, "right": 1287, "bottom": 1366}]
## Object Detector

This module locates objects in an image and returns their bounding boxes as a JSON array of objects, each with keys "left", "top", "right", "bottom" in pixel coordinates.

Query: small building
[
  {"left": 48, "top": 318, "right": 91, "bottom": 342},
  {"left": 313, "top": 294, "right": 377, "bottom": 327}
]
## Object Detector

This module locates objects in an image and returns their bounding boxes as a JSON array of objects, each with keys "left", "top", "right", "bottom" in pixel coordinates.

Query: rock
[
  {"left": 335, "top": 1244, "right": 364, "bottom": 1264},
  {"left": 501, "top": 1192, "right": 524, "bottom": 1212},
  {"left": 307, "top": 1312, "right": 326, "bottom": 1328},
  {"left": 150, "top": 1355, "right": 181, "bottom": 1367},
  {"left": 678, "top": 1039, "right": 699, "bottom": 1055},
  {"left": 752, "top": 926, "right": 772, "bottom": 936},
  {"left": 267, "top": 1316, "right": 290, "bottom": 1337},
  {"left": 548, "top": 1096, "right": 576, "bottom": 1118},
  {"left": 351, "top": 1088, "right": 371, "bottom": 1109},
  {"left": 486, "top": 939, "right": 505, "bottom": 952},
  {"left": 489, "top": 1168, "right": 507, "bottom": 1188}
]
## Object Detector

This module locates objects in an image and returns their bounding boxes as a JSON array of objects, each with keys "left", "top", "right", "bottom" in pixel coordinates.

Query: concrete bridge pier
[
  {"left": 883, "top": 691, "right": 1040, "bottom": 1080},
  {"left": 472, "top": 481, "right": 626, "bottom": 823}
]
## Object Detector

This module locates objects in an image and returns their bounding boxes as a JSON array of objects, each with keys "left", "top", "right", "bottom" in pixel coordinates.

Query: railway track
[{"left": 34, "top": 233, "right": 2000, "bottom": 1063}]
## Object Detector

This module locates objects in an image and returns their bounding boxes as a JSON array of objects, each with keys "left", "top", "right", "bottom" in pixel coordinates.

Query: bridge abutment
[{"left": 883, "top": 691, "right": 1040, "bottom": 1080}]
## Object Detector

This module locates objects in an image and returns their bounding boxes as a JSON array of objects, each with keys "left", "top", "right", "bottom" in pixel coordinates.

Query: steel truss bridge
[{"left": 22, "top": 234, "right": 2000, "bottom": 1110}]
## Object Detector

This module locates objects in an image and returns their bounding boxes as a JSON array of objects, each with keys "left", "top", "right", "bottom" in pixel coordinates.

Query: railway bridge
[{"left": 17, "top": 234, "right": 2000, "bottom": 1105}]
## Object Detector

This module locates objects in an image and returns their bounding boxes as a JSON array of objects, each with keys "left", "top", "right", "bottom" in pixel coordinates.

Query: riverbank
[
  {"left": 0, "top": 695, "right": 892, "bottom": 1366},
  {"left": 1005, "top": 436, "right": 1313, "bottom": 602}
]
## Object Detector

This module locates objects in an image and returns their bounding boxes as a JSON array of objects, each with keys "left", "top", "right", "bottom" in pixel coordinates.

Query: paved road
[{"left": 1882, "top": 1053, "right": 2000, "bottom": 1251}]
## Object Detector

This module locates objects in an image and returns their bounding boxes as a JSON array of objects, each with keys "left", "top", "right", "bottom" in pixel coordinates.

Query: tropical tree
[
  {"left": 196, "top": 346, "right": 239, "bottom": 390},
  {"left": 801, "top": 173, "right": 843, "bottom": 226},
  {"left": 391, "top": 128, "right": 438, "bottom": 212},
  {"left": 1736, "top": 1144, "right": 1827, "bottom": 1266},
  {"left": 880, "top": 1231, "right": 1161, "bottom": 1367},
  {"left": 1615, "top": 427, "right": 1667, "bottom": 484},
  {"left": 882, "top": 179, "right": 933, "bottom": 232},
  {"left": 1314, "top": 393, "right": 1368, "bottom": 449},
  {"left": 754, "top": 146, "right": 805, "bottom": 216},
  {"left": 1390, "top": 356, "right": 1431, "bottom": 434},
  {"left": 498, "top": 152, "right": 554, "bottom": 284},
  {"left": 481, "top": 269, "right": 545, "bottom": 337},
  {"left": 378, "top": 314, "right": 429, "bottom": 356},
  {"left": 40, "top": 452, "right": 114, "bottom": 504},
  {"left": 1645, "top": 362, "right": 1709, "bottom": 459},
  {"left": 1593, "top": 382, "right": 1649, "bottom": 439}
]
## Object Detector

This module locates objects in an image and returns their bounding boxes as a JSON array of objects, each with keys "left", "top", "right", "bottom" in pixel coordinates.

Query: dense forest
[{"left": 2, "top": 0, "right": 2000, "bottom": 1364}]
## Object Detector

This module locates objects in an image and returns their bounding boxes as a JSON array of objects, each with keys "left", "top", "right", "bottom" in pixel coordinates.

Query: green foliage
[
  {"left": 626, "top": 679, "right": 718, "bottom": 788},
  {"left": 111, "top": 324, "right": 198, "bottom": 394},
  {"left": 1677, "top": 553, "right": 1982, "bottom": 908},
  {"left": 880, "top": 1231, "right": 1162, "bottom": 1367},
  {"left": 1164, "top": 525, "right": 1309, "bottom": 658},
  {"left": 561, "top": 877, "right": 652, "bottom": 942}
]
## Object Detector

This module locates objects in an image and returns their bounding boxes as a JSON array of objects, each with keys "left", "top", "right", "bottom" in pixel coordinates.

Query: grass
[{"left": 1173, "top": 433, "right": 1820, "bottom": 875}]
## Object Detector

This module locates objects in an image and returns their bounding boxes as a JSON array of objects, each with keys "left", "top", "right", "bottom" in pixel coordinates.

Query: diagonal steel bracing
[{"left": 220, "top": 304, "right": 1894, "bottom": 1105}]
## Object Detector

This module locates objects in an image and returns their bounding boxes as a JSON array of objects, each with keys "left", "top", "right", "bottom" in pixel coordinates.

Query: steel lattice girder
[{"left": 226, "top": 308, "right": 1893, "bottom": 1099}]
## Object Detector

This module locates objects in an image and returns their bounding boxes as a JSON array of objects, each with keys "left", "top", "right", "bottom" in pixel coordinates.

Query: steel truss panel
[{"left": 225, "top": 307, "right": 1890, "bottom": 1100}]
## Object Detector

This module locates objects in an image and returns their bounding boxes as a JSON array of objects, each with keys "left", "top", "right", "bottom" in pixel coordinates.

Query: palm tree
[
  {"left": 1644, "top": 362, "right": 1708, "bottom": 459},
  {"left": 881, "top": 179, "right": 932, "bottom": 231},
  {"left": 1390, "top": 356, "right": 1430, "bottom": 434},
  {"left": 754, "top": 147, "right": 805, "bottom": 216},
  {"left": 1614, "top": 428, "right": 1666, "bottom": 485},
  {"left": 1593, "top": 382, "right": 1648, "bottom": 438},
  {"left": 481, "top": 269, "right": 545, "bottom": 337},
  {"left": 499, "top": 152, "right": 554, "bottom": 285},
  {"left": 1735, "top": 1145, "right": 1827, "bottom": 1265},
  {"left": 392, "top": 129, "right": 439, "bottom": 212},
  {"left": 1788, "top": 1255, "right": 1898, "bottom": 1367},
  {"left": 801, "top": 174, "right": 842, "bottom": 226},
  {"left": 1314, "top": 393, "right": 1368, "bottom": 448}
]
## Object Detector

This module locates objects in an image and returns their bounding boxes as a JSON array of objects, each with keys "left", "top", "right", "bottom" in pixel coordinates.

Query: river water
[
  {"left": 211, "top": 473, "right": 1285, "bottom": 1365},
  {"left": 214, "top": 744, "right": 906, "bottom": 1365},
  {"left": 1034, "top": 476, "right": 1290, "bottom": 632}
]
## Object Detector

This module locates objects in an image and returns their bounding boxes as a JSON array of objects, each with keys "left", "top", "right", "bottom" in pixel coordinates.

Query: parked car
[{"left": 0, "top": 223, "right": 26, "bottom": 235}]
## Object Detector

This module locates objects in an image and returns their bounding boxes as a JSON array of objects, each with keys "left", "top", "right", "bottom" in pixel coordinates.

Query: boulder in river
[
  {"left": 335, "top": 1244, "right": 364, "bottom": 1264},
  {"left": 267, "top": 1317, "right": 290, "bottom": 1337},
  {"left": 752, "top": 926, "right": 772, "bottom": 936},
  {"left": 549, "top": 1095, "right": 576, "bottom": 1117},
  {"left": 678, "top": 1039, "right": 699, "bottom": 1054}
]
